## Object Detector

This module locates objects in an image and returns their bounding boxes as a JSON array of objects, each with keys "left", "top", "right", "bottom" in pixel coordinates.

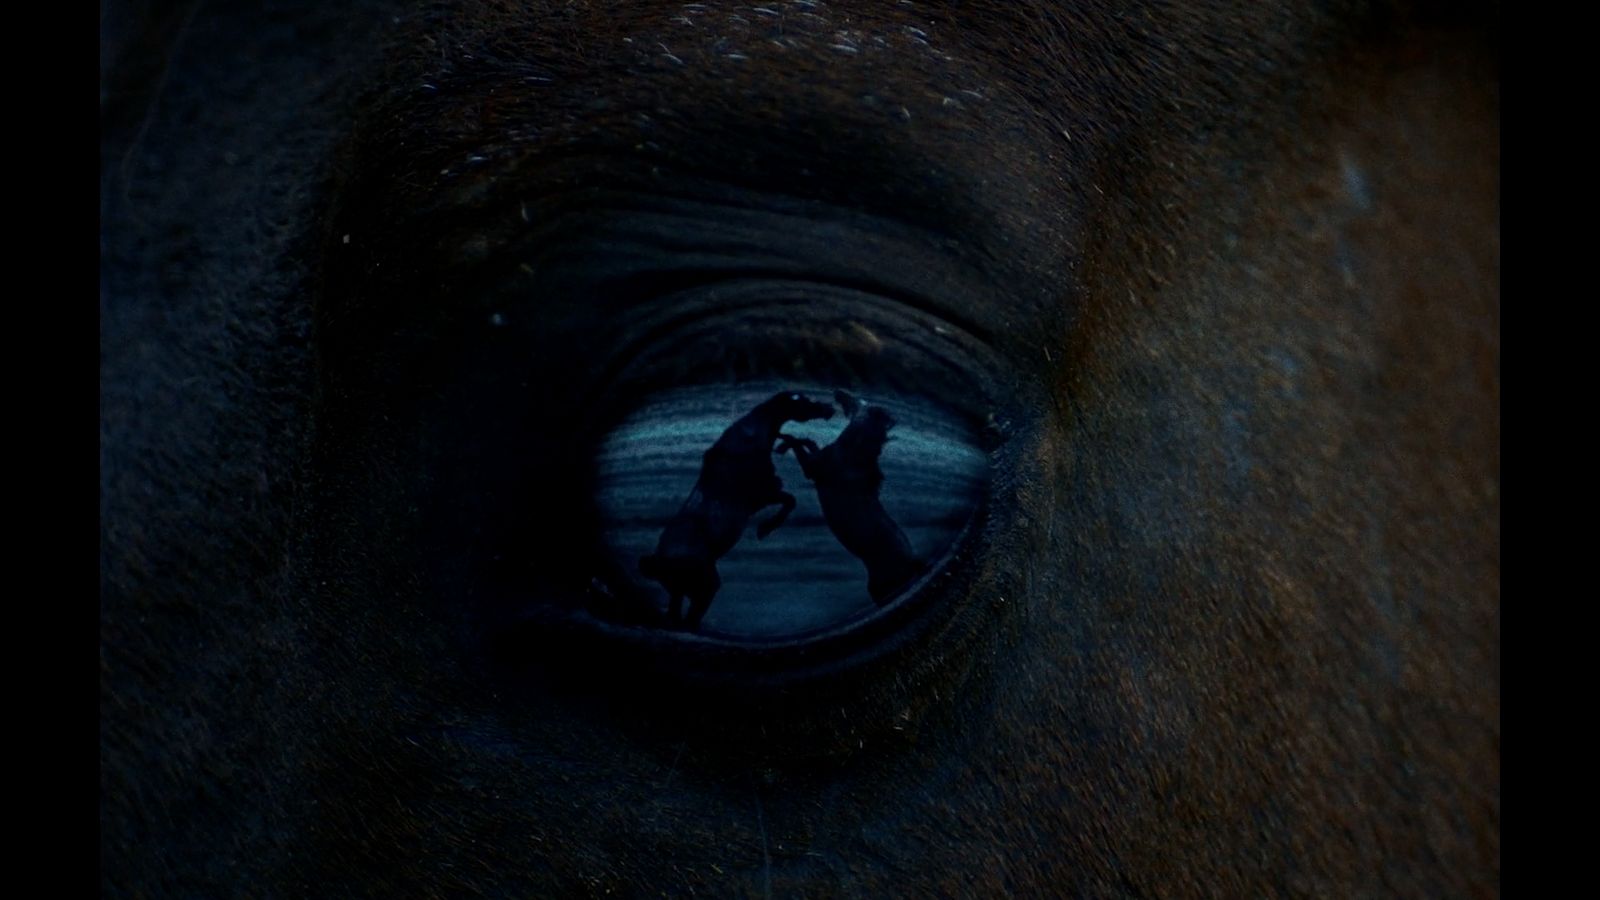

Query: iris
[{"left": 595, "top": 381, "right": 986, "bottom": 639}]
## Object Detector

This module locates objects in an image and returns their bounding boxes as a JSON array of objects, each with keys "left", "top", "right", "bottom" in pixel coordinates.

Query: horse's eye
[{"left": 589, "top": 382, "right": 986, "bottom": 642}]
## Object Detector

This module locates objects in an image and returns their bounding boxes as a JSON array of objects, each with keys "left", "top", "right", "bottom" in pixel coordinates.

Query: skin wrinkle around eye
[{"left": 493, "top": 187, "right": 1007, "bottom": 342}]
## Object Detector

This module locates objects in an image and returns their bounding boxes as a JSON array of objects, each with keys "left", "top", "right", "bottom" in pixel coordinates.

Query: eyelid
[{"left": 338, "top": 182, "right": 1000, "bottom": 336}]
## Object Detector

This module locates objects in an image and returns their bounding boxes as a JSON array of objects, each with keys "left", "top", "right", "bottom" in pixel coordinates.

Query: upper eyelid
[
  {"left": 325, "top": 184, "right": 1011, "bottom": 384},
  {"left": 326, "top": 67, "right": 1070, "bottom": 343}
]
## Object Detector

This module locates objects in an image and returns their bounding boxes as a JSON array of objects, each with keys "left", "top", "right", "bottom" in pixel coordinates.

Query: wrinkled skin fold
[{"left": 101, "top": 0, "right": 1498, "bottom": 895}]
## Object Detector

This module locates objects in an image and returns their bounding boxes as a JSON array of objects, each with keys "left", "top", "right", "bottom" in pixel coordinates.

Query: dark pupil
[{"left": 595, "top": 383, "right": 985, "bottom": 638}]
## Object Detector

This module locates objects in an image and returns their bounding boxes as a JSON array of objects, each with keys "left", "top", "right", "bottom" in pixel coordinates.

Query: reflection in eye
[{"left": 595, "top": 382, "right": 987, "bottom": 640}]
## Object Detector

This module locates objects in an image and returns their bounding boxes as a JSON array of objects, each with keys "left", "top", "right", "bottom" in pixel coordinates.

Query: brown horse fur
[{"left": 101, "top": 0, "right": 1498, "bottom": 895}]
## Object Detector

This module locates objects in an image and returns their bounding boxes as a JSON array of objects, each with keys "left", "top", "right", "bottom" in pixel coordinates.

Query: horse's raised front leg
[
  {"left": 774, "top": 434, "right": 818, "bottom": 455},
  {"left": 755, "top": 491, "right": 796, "bottom": 540},
  {"left": 774, "top": 434, "right": 818, "bottom": 479}
]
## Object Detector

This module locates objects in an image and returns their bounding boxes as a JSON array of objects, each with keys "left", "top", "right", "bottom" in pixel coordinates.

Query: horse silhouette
[
  {"left": 640, "top": 391, "right": 835, "bottom": 629},
  {"left": 777, "top": 390, "right": 928, "bottom": 605}
]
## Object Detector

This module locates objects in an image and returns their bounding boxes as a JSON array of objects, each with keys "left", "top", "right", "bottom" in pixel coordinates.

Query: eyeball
[{"left": 593, "top": 381, "right": 987, "bottom": 639}]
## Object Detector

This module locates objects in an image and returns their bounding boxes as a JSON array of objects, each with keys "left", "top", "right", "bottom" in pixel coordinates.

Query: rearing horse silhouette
[
  {"left": 640, "top": 391, "right": 835, "bottom": 629},
  {"left": 776, "top": 390, "right": 928, "bottom": 605}
]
